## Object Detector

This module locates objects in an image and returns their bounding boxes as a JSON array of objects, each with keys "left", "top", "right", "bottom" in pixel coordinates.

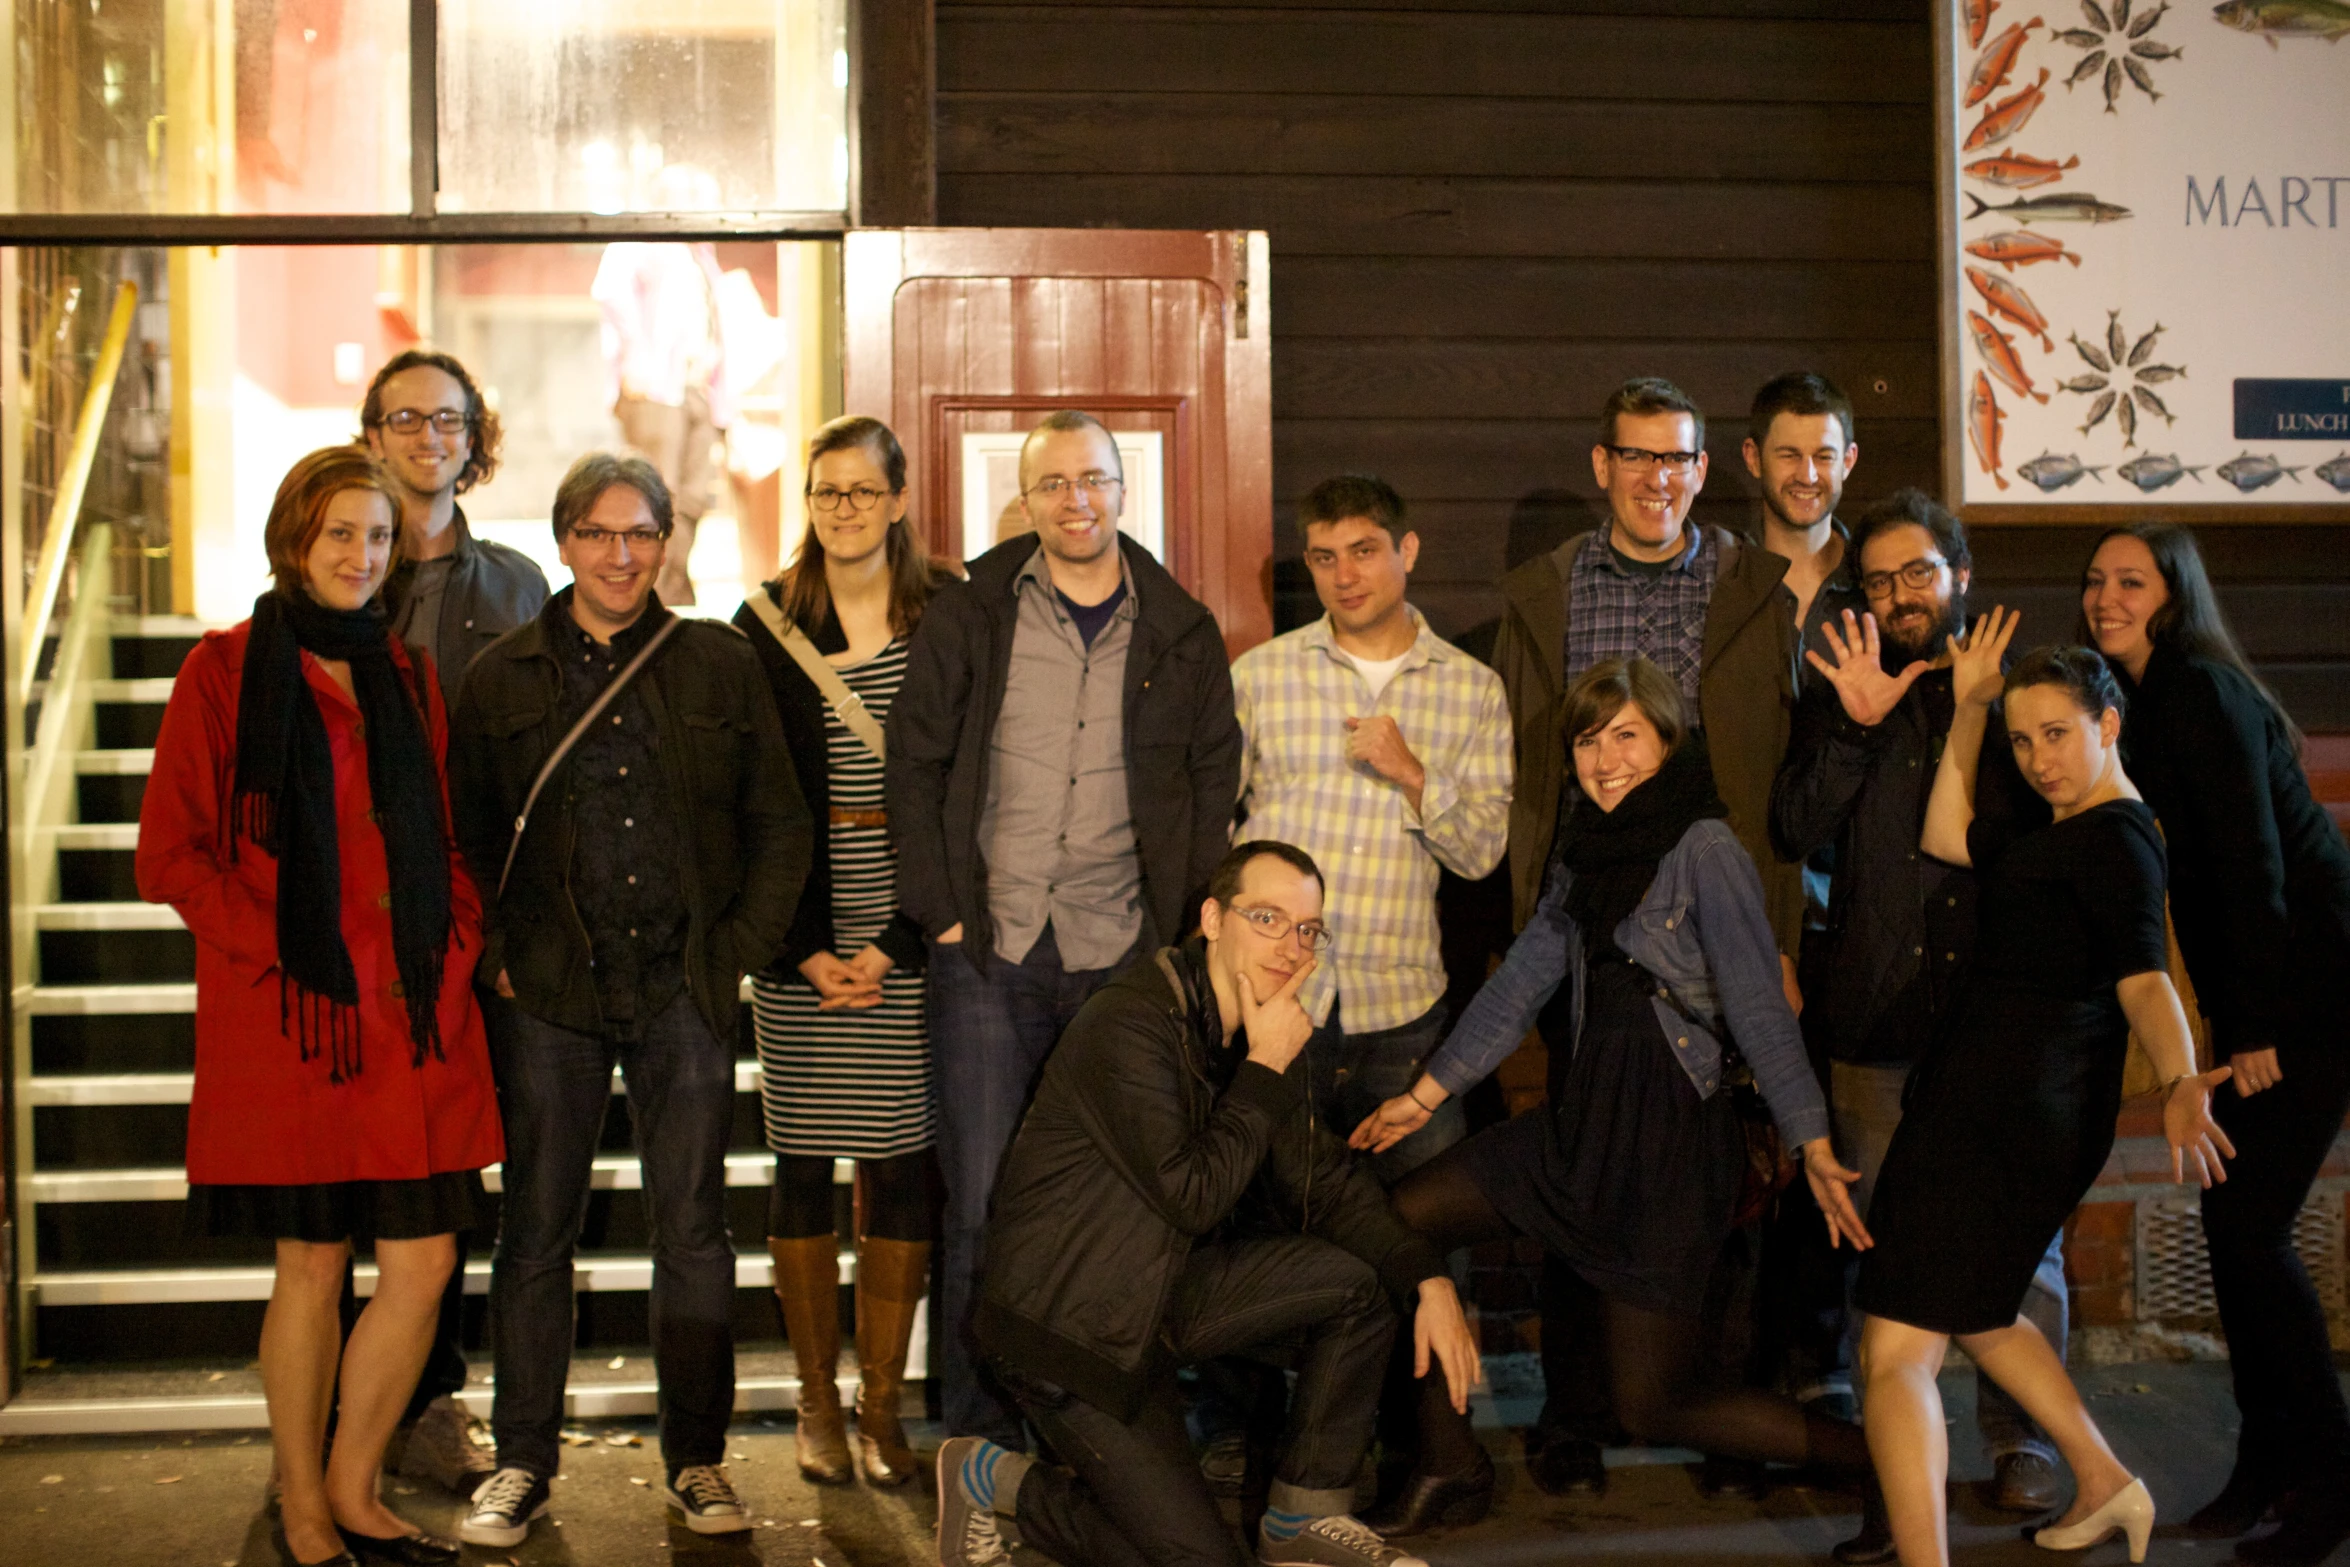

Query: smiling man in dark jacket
[
  {"left": 934, "top": 841, "right": 1476, "bottom": 1567},
  {"left": 887, "top": 409, "right": 1245, "bottom": 1444}
]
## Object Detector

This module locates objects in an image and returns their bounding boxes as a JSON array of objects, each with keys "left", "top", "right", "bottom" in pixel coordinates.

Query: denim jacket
[{"left": 1425, "top": 818, "right": 1830, "bottom": 1150}]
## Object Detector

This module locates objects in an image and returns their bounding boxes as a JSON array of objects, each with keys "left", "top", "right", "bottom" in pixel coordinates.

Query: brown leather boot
[
  {"left": 852, "top": 1237, "right": 931, "bottom": 1488},
  {"left": 770, "top": 1234, "right": 852, "bottom": 1484}
]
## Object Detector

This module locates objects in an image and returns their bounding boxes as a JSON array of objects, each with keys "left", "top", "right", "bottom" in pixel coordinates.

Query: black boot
[{"left": 1832, "top": 1477, "right": 1896, "bottom": 1566}]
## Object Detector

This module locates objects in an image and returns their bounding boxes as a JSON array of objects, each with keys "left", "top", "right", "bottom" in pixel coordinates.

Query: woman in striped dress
[{"left": 734, "top": 416, "right": 949, "bottom": 1489}]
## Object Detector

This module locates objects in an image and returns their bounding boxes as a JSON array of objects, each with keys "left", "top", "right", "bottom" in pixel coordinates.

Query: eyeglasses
[
  {"left": 1025, "top": 473, "right": 1124, "bottom": 500},
  {"left": 809, "top": 484, "right": 894, "bottom": 513},
  {"left": 1859, "top": 556, "right": 1949, "bottom": 600},
  {"left": 1604, "top": 444, "right": 1702, "bottom": 473},
  {"left": 1227, "top": 902, "right": 1333, "bottom": 953},
  {"left": 567, "top": 525, "right": 667, "bottom": 551},
  {"left": 377, "top": 408, "right": 469, "bottom": 436}
]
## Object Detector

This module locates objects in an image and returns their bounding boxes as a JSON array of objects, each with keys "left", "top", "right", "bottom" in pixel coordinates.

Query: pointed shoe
[
  {"left": 1359, "top": 1450, "right": 1494, "bottom": 1538},
  {"left": 2034, "top": 1477, "right": 2154, "bottom": 1564}
]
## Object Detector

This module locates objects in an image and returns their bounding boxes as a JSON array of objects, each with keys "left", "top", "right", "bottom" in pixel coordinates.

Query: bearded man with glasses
[
  {"left": 888, "top": 408, "right": 1243, "bottom": 1447},
  {"left": 936, "top": 841, "right": 1476, "bottom": 1567},
  {"left": 447, "top": 453, "right": 810, "bottom": 1546}
]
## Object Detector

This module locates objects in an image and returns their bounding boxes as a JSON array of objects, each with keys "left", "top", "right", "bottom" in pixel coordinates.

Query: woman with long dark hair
[
  {"left": 2080, "top": 525, "right": 2350, "bottom": 1564},
  {"left": 1349, "top": 657, "right": 1877, "bottom": 1533},
  {"left": 734, "top": 416, "right": 952, "bottom": 1488},
  {"left": 1857, "top": 628, "right": 2233, "bottom": 1567},
  {"left": 138, "top": 446, "right": 499, "bottom": 1567}
]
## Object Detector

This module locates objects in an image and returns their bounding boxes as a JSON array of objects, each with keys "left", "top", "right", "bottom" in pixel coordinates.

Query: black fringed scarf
[
  {"left": 1555, "top": 731, "right": 1729, "bottom": 958},
  {"left": 232, "top": 590, "right": 451, "bottom": 1082}
]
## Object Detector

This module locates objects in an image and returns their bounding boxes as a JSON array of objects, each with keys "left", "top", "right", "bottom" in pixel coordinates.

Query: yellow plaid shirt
[{"left": 1231, "top": 609, "right": 1514, "bottom": 1031}]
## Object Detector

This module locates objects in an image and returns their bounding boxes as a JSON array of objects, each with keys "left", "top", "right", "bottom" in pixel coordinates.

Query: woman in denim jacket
[{"left": 1352, "top": 657, "right": 1875, "bottom": 1534}]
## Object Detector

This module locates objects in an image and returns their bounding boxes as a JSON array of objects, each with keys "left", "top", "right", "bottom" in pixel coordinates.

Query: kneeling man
[{"left": 937, "top": 841, "right": 1478, "bottom": 1567}]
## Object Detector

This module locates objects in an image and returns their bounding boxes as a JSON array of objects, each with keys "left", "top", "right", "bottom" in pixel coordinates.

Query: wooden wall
[{"left": 932, "top": 0, "right": 2350, "bottom": 729}]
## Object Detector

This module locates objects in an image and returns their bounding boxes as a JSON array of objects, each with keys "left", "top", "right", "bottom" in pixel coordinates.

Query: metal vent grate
[{"left": 2133, "top": 1187, "right": 2347, "bottom": 1322}]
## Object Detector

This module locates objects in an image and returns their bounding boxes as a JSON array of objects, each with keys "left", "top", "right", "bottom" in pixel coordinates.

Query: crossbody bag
[{"left": 743, "top": 588, "right": 886, "bottom": 763}]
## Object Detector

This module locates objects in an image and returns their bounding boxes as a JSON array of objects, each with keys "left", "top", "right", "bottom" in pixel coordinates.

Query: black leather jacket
[
  {"left": 382, "top": 507, "right": 552, "bottom": 708},
  {"left": 447, "top": 590, "right": 812, "bottom": 1042},
  {"left": 975, "top": 940, "right": 1444, "bottom": 1421}
]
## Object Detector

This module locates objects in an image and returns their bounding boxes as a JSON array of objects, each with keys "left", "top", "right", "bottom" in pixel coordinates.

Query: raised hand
[
  {"left": 1344, "top": 715, "right": 1427, "bottom": 798},
  {"left": 1947, "top": 603, "right": 2020, "bottom": 708},
  {"left": 2166, "top": 1065, "right": 2238, "bottom": 1187},
  {"left": 1236, "top": 955, "right": 1318, "bottom": 1073},
  {"left": 1805, "top": 608, "right": 1928, "bottom": 728},
  {"left": 1801, "top": 1139, "right": 1875, "bottom": 1251}
]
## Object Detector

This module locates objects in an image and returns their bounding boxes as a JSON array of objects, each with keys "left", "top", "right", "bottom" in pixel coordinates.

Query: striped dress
[{"left": 752, "top": 637, "right": 936, "bottom": 1157}]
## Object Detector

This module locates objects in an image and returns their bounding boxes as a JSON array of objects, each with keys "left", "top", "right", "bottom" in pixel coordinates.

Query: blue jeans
[
  {"left": 488, "top": 990, "right": 740, "bottom": 1478},
  {"left": 1833, "top": 1060, "right": 2065, "bottom": 1463},
  {"left": 929, "top": 922, "right": 1132, "bottom": 1443},
  {"left": 1305, "top": 999, "right": 1462, "bottom": 1187}
]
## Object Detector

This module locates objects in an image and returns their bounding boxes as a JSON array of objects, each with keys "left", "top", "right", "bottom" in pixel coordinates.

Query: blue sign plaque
[{"left": 2234, "top": 380, "right": 2350, "bottom": 441}]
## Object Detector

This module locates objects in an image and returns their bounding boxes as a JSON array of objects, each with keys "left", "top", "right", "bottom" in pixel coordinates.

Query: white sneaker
[
  {"left": 663, "top": 1463, "right": 753, "bottom": 1535},
  {"left": 459, "top": 1466, "right": 550, "bottom": 1547},
  {"left": 936, "top": 1436, "right": 1014, "bottom": 1567},
  {"left": 1260, "top": 1513, "right": 1430, "bottom": 1567}
]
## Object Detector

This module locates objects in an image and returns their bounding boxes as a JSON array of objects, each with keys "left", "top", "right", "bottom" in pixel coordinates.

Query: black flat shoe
[
  {"left": 1696, "top": 1454, "right": 1770, "bottom": 1502},
  {"left": 1526, "top": 1437, "right": 1607, "bottom": 1497},
  {"left": 1360, "top": 1449, "right": 1495, "bottom": 1537},
  {"left": 1834, "top": 1479, "right": 1896, "bottom": 1566},
  {"left": 338, "top": 1528, "right": 460, "bottom": 1566}
]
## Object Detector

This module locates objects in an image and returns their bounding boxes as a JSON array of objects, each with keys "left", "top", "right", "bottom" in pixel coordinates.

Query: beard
[
  {"left": 1763, "top": 480, "right": 1840, "bottom": 533},
  {"left": 1879, "top": 585, "right": 1966, "bottom": 672}
]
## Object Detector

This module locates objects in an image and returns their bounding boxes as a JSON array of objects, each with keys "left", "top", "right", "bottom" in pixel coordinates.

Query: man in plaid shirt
[{"left": 1231, "top": 475, "right": 1513, "bottom": 1182}]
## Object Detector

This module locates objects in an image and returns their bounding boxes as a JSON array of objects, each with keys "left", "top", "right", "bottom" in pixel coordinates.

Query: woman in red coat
[{"left": 137, "top": 445, "right": 500, "bottom": 1567}]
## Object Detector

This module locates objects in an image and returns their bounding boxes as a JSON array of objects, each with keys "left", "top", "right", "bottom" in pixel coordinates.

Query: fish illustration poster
[{"left": 1939, "top": 0, "right": 2350, "bottom": 509}]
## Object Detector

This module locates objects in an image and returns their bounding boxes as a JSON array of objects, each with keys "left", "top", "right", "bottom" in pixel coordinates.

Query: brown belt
[{"left": 830, "top": 806, "right": 888, "bottom": 829}]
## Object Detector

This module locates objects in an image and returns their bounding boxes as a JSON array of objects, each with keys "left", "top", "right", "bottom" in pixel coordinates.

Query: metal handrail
[{"left": 17, "top": 279, "right": 138, "bottom": 716}]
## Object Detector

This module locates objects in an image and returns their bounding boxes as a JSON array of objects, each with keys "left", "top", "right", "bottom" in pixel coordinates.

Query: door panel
[{"left": 845, "top": 228, "right": 1272, "bottom": 654}]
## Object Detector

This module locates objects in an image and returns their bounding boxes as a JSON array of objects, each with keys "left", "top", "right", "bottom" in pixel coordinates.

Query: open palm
[
  {"left": 1947, "top": 604, "right": 2020, "bottom": 707},
  {"left": 1806, "top": 609, "right": 1927, "bottom": 728}
]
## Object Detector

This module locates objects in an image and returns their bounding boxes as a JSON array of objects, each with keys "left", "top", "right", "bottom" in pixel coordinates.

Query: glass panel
[
  {"left": 5, "top": 0, "right": 411, "bottom": 215},
  {"left": 437, "top": 0, "right": 848, "bottom": 215}
]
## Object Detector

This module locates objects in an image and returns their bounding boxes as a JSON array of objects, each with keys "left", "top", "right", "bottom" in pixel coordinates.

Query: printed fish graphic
[
  {"left": 1969, "top": 311, "right": 2050, "bottom": 403},
  {"left": 2215, "top": 451, "right": 2306, "bottom": 491},
  {"left": 1966, "top": 190, "right": 2133, "bottom": 222},
  {"left": 1966, "top": 230, "right": 2082, "bottom": 269},
  {"left": 2118, "top": 394, "right": 2140, "bottom": 446},
  {"left": 2084, "top": 0, "right": 2113, "bottom": 24},
  {"left": 1968, "top": 0, "right": 2004, "bottom": 47},
  {"left": 1965, "top": 152, "right": 2082, "bottom": 188},
  {"left": 2081, "top": 388, "right": 2119, "bottom": 434},
  {"left": 2055, "top": 25, "right": 2107, "bottom": 42},
  {"left": 2126, "top": 322, "right": 2164, "bottom": 366},
  {"left": 2066, "top": 48, "right": 2111, "bottom": 88},
  {"left": 1968, "top": 18, "right": 2049, "bottom": 105},
  {"left": 2133, "top": 363, "right": 2187, "bottom": 382},
  {"left": 2070, "top": 331, "right": 2113, "bottom": 372},
  {"left": 1970, "top": 371, "right": 2011, "bottom": 489},
  {"left": 2131, "top": 38, "right": 2185, "bottom": 57},
  {"left": 2019, "top": 452, "right": 2107, "bottom": 490},
  {"left": 2123, "top": 55, "right": 2164, "bottom": 98},
  {"left": 1966, "top": 267, "right": 2056, "bottom": 350},
  {"left": 2211, "top": 0, "right": 2350, "bottom": 45},
  {"left": 2106, "top": 311, "right": 2128, "bottom": 365},
  {"left": 2313, "top": 452, "right": 2350, "bottom": 493},
  {"left": 2103, "top": 56, "right": 2125, "bottom": 112},
  {"left": 2128, "top": 0, "right": 2172, "bottom": 34},
  {"left": 2132, "top": 385, "right": 2178, "bottom": 424},
  {"left": 2116, "top": 453, "right": 2206, "bottom": 490},
  {"left": 2058, "top": 373, "right": 2111, "bottom": 392},
  {"left": 1964, "top": 68, "right": 2051, "bottom": 150}
]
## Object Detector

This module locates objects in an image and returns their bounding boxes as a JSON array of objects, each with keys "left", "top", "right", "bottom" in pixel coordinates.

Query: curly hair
[{"left": 359, "top": 348, "right": 504, "bottom": 496}]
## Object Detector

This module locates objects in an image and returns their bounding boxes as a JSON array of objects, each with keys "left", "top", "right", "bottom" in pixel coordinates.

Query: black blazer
[
  {"left": 731, "top": 571, "right": 957, "bottom": 985},
  {"left": 2119, "top": 642, "right": 2350, "bottom": 1054}
]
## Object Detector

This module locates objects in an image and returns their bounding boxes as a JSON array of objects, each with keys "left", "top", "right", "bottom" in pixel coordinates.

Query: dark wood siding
[{"left": 934, "top": 0, "right": 2350, "bottom": 729}]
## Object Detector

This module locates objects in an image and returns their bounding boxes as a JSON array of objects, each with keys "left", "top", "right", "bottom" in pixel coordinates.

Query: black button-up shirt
[{"left": 560, "top": 601, "right": 689, "bottom": 1037}]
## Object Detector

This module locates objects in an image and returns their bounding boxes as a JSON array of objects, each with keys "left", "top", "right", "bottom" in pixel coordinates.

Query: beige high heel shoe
[{"left": 2034, "top": 1476, "right": 2154, "bottom": 1564}]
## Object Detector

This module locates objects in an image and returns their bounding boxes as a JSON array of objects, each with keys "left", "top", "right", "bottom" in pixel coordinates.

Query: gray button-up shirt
[{"left": 980, "top": 548, "right": 1143, "bottom": 968}]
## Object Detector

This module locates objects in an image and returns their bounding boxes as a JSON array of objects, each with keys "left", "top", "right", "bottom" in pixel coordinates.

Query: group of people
[{"left": 133, "top": 351, "right": 2350, "bottom": 1567}]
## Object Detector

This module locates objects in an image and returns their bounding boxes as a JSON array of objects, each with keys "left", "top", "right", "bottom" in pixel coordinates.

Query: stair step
[
  {"left": 29, "top": 1058, "right": 766, "bottom": 1105},
  {"left": 27, "top": 983, "right": 195, "bottom": 1014},
  {"left": 109, "top": 615, "right": 220, "bottom": 637},
  {"left": 91, "top": 678, "right": 178, "bottom": 704},
  {"left": 37, "top": 902, "right": 182, "bottom": 931},
  {"left": 75, "top": 748, "right": 154, "bottom": 775},
  {"left": 55, "top": 823, "right": 139, "bottom": 850},
  {"left": 31, "top": 1151, "right": 838, "bottom": 1202},
  {"left": 34, "top": 1248, "right": 851, "bottom": 1306}
]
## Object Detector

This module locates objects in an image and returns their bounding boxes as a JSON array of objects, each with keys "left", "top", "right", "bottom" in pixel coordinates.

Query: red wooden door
[{"left": 843, "top": 229, "right": 1273, "bottom": 655}]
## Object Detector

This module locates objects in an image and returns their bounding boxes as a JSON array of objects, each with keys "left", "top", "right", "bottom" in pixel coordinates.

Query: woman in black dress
[
  {"left": 1857, "top": 624, "right": 2233, "bottom": 1567},
  {"left": 1349, "top": 659, "right": 1876, "bottom": 1533},
  {"left": 2081, "top": 525, "right": 2350, "bottom": 1564}
]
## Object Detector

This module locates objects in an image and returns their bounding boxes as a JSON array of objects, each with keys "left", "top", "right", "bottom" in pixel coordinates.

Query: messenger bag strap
[
  {"left": 496, "top": 614, "right": 684, "bottom": 902},
  {"left": 745, "top": 585, "right": 887, "bottom": 763}
]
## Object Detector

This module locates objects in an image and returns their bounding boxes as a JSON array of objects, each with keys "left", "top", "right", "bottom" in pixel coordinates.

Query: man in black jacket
[
  {"left": 447, "top": 454, "right": 810, "bottom": 1546},
  {"left": 938, "top": 841, "right": 1476, "bottom": 1567},
  {"left": 1770, "top": 489, "right": 2065, "bottom": 1550},
  {"left": 887, "top": 410, "right": 1244, "bottom": 1444}
]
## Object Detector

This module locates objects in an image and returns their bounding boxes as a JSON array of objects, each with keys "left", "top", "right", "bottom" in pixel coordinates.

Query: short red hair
[{"left": 263, "top": 445, "right": 401, "bottom": 599}]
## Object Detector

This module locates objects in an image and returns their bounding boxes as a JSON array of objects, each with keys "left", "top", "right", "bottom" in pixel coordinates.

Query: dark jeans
[
  {"left": 1006, "top": 1235, "right": 1395, "bottom": 1567},
  {"left": 489, "top": 990, "right": 739, "bottom": 1478},
  {"left": 1305, "top": 1000, "right": 1461, "bottom": 1186},
  {"left": 929, "top": 922, "right": 1131, "bottom": 1442},
  {"left": 2202, "top": 1041, "right": 2350, "bottom": 1482}
]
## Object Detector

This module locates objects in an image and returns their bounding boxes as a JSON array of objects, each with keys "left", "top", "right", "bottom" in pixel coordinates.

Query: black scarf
[
  {"left": 232, "top": 590, "right": 451, "bottom": 1081},
  {"left": 1555, "top": 732, "right": 1729, "bottom": 958}
]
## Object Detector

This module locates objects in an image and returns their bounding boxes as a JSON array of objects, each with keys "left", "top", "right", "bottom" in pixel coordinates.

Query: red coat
[{"left": 136, "top": 622, "right": 503, "bottom": 1186}]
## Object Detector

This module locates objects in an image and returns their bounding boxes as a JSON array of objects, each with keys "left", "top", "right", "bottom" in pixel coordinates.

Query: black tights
[
  {"left": 1388, "top": 1142, "right": 1868, "bottom": 1477},
  {"left": 765, "top": 1150, "right": 932, "bottom": 1242}
]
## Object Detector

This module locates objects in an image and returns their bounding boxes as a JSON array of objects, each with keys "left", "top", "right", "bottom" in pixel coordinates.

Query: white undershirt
[{"left": 1345, "top": 648, "right": 1412, "bottom": 704}]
